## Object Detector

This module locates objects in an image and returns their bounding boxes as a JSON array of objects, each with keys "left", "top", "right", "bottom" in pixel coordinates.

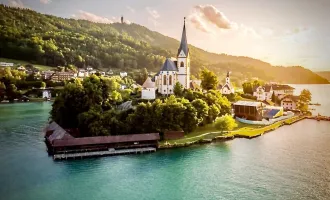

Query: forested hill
[
  {"left": 316, "top": 71, "right": 330, "bottom": 81},
  {"left": 0, "top": 4, "right": 328, "bottom": 84}
]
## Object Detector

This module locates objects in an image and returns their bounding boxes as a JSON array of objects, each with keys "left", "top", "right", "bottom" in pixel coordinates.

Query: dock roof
[
  {"left": 234, "top": 101, "right": 264, "bottom": 107},
  {"left": 52, "top": 133, "right": 160, "bottom": 147}
]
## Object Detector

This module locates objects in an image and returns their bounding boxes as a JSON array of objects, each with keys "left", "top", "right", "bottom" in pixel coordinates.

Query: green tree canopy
[
  {"left": 200, "top": 68, "right": 219, "bottom": 90},
  {"left": 214, "top": 115, "right": 238, "bottom": 132}
]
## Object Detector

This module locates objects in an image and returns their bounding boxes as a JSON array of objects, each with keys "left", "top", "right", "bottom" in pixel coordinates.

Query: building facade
[
  {"left": 153, "top": 18, "right": 190, "bottom": 95},
  {"left": 221, "top": 72, "right": 234, "bottom": 94},
  {"left": 280, "top": 95, "right": 299, "bottom": 110},
  {"left": 141, "top": 77, "right": 156, "bottom": 99},
  {"left": 253, "top": 85, "right": 273, "bottom": 101}
]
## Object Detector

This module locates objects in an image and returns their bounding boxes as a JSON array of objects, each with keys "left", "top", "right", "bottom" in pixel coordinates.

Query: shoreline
[{"left": 158, "top": 115, "right": 308, "bottom": 149}]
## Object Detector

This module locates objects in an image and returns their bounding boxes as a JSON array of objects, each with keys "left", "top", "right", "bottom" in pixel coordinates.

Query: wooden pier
[
  {"left": 307, "top": 115, "right": 330, "bottom": 122},
  {"left": 53, "top": 147, "right": 157, "bottom": 160}
]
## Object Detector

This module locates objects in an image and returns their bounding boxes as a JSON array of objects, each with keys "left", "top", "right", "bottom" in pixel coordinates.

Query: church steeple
[{"left": 177, "top": 17, "right": 189, "bottom": 57}]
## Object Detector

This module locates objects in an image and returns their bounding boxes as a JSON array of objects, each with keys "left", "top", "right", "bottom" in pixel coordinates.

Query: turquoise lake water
[{"left": 0, "top": 85, "right": 330, "bottom": 200}]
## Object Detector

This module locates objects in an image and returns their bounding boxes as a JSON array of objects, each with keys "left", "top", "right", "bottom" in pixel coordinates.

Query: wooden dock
[
  {"left": 53, "top": 147, "right": 157, "bottom": 160},
  {"left": 307, "top": 115, "right": 330, "bottom": 122}
]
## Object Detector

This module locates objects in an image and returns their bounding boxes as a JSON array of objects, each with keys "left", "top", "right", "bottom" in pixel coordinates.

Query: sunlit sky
[{"left": 2, "top": 0, "right": 330, "bottom": 71}]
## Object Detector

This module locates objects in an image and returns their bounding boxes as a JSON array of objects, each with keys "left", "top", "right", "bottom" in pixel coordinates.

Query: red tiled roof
[{"left": 52, "top": 133, "right": 160, "bottom": 147}]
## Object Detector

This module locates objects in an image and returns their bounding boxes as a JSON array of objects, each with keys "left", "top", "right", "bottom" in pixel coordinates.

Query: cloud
[
  {"left": 188, "top": 14, "right": 212, "bottom": 33},
  {"left": 72, "top": 10, "right": 114, "bottom": 24},
  {"left": 8, "top": 0, "right": 25, "bottom": 8},
  {"left": 126, "top": 6, "right": 135, "bottom": 13},
  {"left": 40, "top": 0, "right": 51, "bottom": 4},
  {"left": 194, "top": 5, "right": 234, "bottom": 29},
  {"left": 146, "top": 7, "right": 160, "bottom": 19}
]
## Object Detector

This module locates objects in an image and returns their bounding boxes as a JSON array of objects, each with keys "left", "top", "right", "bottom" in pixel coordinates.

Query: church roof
[
  {"left": 177, "top": 18, "right": 189, "bottom": 57},
  {"left": 160, "top": 58, "right": 178, "bottom": 72},
  {"left": 222, "top": 83, "right": 232, "bottom": 90},
  {"left": 142, "top": 77, "right": 155, "bottom": 88}
]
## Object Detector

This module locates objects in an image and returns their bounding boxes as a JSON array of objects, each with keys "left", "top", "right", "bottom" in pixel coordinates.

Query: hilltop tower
[
  {"left": 177, "top": 17, "right": 190, "bottom": 89},
  {"left": 121, "top": 16, "right": 124, "bottom": 24}
]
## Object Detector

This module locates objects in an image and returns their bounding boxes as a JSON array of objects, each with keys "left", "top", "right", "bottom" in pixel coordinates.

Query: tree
[
  {"left": 214, "top": 115, "right": 238, "bottom": 133},
  {"left": 191, "top": 99, "right": 209, "bottom": 125},
  {"left": 174, "top": 82, "right": 184, "bottom": 96},
  {"left": 271, "top": 91, "right": 276, "bottom": 103},
  {"left": 299, "top": 89, "right": 312, "bottom": 103},
  {"left": 297, "top": 89, "right": 312, "bottom": 112},
  {"left": 200, "top": 68, "right": 219, "bottom": 90},
  {"left": 41, "top": 82, "right": 46, "bottom": 88},
  {"left": 0, "top": 82, "right": 6, "bottom": 101}
]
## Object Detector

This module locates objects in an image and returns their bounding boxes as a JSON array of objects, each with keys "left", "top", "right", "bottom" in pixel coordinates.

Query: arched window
[
  {"left": 169, "top": 75, "right": 172, "bottom": 85},
  {"left": 163, "top": 75, "right": 167, "bottom": 85},
  {"left": 180, "top": 61, "right": 184, "bottom": 67}
]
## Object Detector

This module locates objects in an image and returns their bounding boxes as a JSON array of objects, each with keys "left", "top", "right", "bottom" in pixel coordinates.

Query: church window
[
  {"left": 169, "top": 75, "right": 172, "bottom": 85},
  {"left": 180, "top": 61, "right": 184, "bottom": 67},
  {"left": 163, "top": 75, "right": 167, "bottom": 85}
]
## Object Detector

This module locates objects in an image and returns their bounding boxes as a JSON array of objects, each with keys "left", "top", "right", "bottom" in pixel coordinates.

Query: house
[
  {"left": 141, "top": 77, "right": 156, "bottom": 100},
  {"left": 42, "top": 90, "right": 51, "bottom": 99},
  {"left": 271, "top": 84, "right": 295, "bottom": 98},
  {"left": 41, "top": 70, "right": 55, "bottom": 80},
  {"left": 221, "top": 71, "right": 234, "bottom": 94},
  {"left": 77, "top": 69, "right": 89, "bottom": 78},
  {"left": 152, "top": 18, "right": 190, "bottom": 95},
  {"left": 253, "top": 85, "right": 273, "bottom": 101},
  {"left": 50, "top": 72, "right": 75, "bottom": 82},
  {"left": 120, "top": 72, "right": 128, "bottom": 78},
  {"left": 233, "top": 101, "right": 265, "bottom": 121},
  {"left": 280, "top": 95, "right": 299, "bottom": 110},
  {"left": 17, "top": 66, "right": 26, "bottom": 71}
]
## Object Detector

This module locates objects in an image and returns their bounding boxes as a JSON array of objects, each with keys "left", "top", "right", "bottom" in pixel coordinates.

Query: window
[
  {"left": 169, "top": 75, "right": 172, "bottom": 85},
  {"left": 163, "top": 75, "right": 167, "bottom": 85},
  {"left": 180, "top": 61, "right": 184, "bottom": 67}
]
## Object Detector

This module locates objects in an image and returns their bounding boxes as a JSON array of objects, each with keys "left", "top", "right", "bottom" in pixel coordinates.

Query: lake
[{"left": 0, "top": 85, "right": 330, "bottom": 200}]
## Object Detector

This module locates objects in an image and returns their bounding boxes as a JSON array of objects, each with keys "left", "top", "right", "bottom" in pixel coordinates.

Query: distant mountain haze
[{"left": 0, "top": 5, "right": 328, "bottom": 84}]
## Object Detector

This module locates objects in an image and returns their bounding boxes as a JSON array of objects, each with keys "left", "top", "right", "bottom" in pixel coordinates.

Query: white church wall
[{"left": 142, "top": 88, "right": 156, "bottom": 99}]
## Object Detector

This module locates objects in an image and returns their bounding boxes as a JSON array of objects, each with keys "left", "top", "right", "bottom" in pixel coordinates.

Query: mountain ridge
[{"left": 0, "top": 4, "right": 328, "bottom": 84}]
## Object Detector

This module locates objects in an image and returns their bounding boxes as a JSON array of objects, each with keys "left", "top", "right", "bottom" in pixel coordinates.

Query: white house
[
  {"left": 221, "top": 72, "right": 234, "bottom": 94},
  {"left": 253, "top": 85, "right": 273, "bottom": 101},
  {"left": 42, "top": 90, "right": 51, "bottom": 99},
  {"left": 141, "top": 77, "right": 156, "bottom": 100},
  {"left": 120, "top": 72, "right": 128, "bottom": 78},
  {"left": 77, "top": 69, "right": 89, "bottom": 78},
  {"left": 42, "top": 70, "right": 55, "bottom": 80},
  {"left": 280, "top": 95, "right": 299, "bottom": 110},
  {"left": 272, "top": 84, "right": 295, "bottom": 99},
  {"left": 17, "top": 66, "right": 26, "bottom": 71},
  {"left": 153, "top": 18, "right": 190, "bottom": 95},
  {"left": 0, "top": 62, "right": 14, "bottom": 67}
]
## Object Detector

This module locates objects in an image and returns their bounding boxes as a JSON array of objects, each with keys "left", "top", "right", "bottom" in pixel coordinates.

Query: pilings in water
[{"left": 53, "top": 147, "right": 157, "bottom": 160}]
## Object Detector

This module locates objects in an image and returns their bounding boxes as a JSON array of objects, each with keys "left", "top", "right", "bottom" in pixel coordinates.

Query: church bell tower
[{"left": 177, "top": 17, "right": 190, "bottom": 89}]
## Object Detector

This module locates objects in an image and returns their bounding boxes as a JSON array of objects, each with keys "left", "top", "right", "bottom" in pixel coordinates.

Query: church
[
  {"left": 221, "top": 71, "right": 235, "bottom": 95},
  {"left": 152, "top": 18, "right": 191, "bottom": 95}
]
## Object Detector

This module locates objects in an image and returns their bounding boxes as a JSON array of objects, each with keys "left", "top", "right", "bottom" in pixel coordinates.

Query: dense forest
[{"left": 0, "top": 4, "right": 328, "bottom": 84}]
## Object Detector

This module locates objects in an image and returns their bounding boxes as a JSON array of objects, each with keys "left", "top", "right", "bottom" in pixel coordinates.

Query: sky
[{"left": 2, "top": 0, "right": 330, "bottom": 71}]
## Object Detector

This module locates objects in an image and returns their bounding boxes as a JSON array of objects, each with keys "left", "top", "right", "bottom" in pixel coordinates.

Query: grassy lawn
[
  {"left": 160, "top": 115, "right": 305, "bottom": 147},
  {"left": 0, "top": 58, "right": 54, "bottom": 71}
]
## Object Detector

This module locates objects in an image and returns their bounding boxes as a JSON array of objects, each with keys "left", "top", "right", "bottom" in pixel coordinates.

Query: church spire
[{"left": 177, "top": 17, "right": 189, "bottom": 57}]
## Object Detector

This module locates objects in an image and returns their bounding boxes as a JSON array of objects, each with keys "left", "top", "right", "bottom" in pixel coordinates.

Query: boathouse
[
  {"left": 233, "top": 101, "right": 265, "bottom": 121},
  {"left": 45, "top": 122, "right": 160, "bottom": 156}
]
